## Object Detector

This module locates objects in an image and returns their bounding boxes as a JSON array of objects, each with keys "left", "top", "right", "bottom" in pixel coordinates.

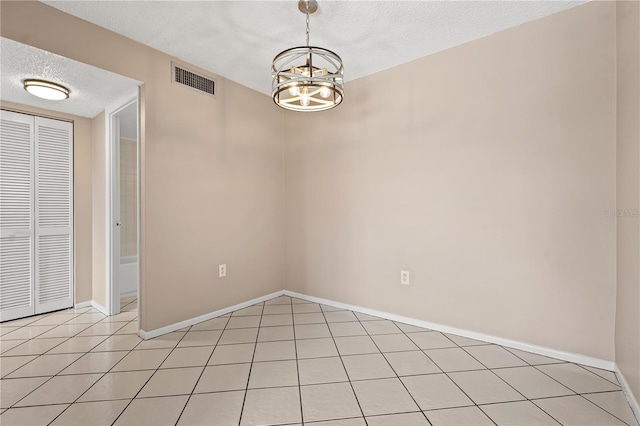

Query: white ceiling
[
  {"left": 43, "top": 1, "right": 586, "bottom": 96},
  {"left": 0, "top": 37, "right": 140, "bottom": 118}
]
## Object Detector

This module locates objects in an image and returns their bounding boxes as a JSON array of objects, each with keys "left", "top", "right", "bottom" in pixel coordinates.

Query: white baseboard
[
  {"left": 283, "top": 290, "right": 616, "bottom": 371},
  {"left": 124, "top": 288, "right": 638, "bottom": 414},
  {"left": 139, "top": 290, "right": 285, "bottom": 340},
  {"left": 75, "top": 300, "right": 111, "bottom": 315},
  {"left": 91, "top": 301, "right": 109, "bottom": 315},
  {"left": 615, "top": 364, "right": 640, "bottom": 423}
]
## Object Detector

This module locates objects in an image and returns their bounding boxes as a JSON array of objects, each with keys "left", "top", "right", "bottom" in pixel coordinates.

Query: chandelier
[{"left": 271, "top": 0, "right": 344, "bottom": 112}]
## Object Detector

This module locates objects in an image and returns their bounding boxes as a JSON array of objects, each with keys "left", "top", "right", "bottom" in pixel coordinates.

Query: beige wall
[
  {"left": 119, "top": 138, "right": 137, "bottom": 258},
  {"left": 284, "top": 1, "right": 617, "bottom": 361},
  {"left": 3, "top": 2, "right": 634, "bottom": 378},
  {"left": 615, "top": 0, "right": 640, "bottom": 403},
  {"left": 0, "top": 1, "right": 286, "bottom": 331},
  {"left": 91, "top": 112, "right": 107, "bottom": 309},
  {"left": 0, "top": 101, "right": 93, "bottom": 304}
]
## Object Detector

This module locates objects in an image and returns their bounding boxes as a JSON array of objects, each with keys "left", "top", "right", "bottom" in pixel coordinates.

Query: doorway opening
[{"left": 108, "top": 95, "right": 140, "bottom": 318}]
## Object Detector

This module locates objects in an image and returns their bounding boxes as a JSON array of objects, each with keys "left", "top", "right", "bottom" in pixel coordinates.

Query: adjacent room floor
[{"left": 0, "top": 295, "right": 637, "bottom": 425}]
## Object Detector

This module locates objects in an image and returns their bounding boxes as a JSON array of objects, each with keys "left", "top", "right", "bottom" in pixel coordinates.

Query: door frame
[{"left": 106, "top": 89, "right": 140, "bottom": 317}]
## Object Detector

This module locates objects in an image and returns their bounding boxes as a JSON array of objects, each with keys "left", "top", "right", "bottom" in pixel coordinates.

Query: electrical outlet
[
  {"left": 400, "top": 270, "right": 410, "bottom": 285},
  {"left": 219, "top": 264, "right": 227, "bottom": 278}
]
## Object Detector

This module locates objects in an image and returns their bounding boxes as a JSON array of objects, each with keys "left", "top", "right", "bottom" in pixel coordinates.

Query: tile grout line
[
  {"left": 303, "top": 298, "right": 636, "bottom": 424},
  {"left": 351, "top": 314, "right": 436, "bottom": 425},
  {"left": 0, "top": 304, "right": 133, "bottom": 418},
  {"left": 1, "top": 306, "right": 93, "bottom": 331},
  {"left": 1, "top": 313, "right": 85, "bottom": 342},
  {"left": 456, "top": 344, "right": 530, "bottom": 398},
  {"left": 1, "top": 321, "right": 98, "bottom": 378},
  {"left": 108, "top": 308, "right": 193, "bottom": 426},
  {"left": 289, "top": 297, "right": 305, "bottom": 426},
  {"left": 3, "top": 307, "right": 118, "bottom": 411},
  {"left": 1, "top": 308, "right": 100, "bottom": 357},
  {"left": 534, "top": 393, "right": 633, "bottom": 426},
  {"left": 11, "top": 365, "right": 574, "bottom": 392},
  {"left": 529, "top": 363, "right": 631, "bottom": 425},
  {"left": 394, "top": 328, "right": 492, "bottom": 423},
  {"left": 403, "top": 328, "right": 507, "bottom": 424},
  {"left": 444, "top": 341, "right": 532, "bottom": 424},
  {"left": 469, "top": 345, "right": 571, "bottom": 425},
  {"left": 2, "top": 297, "right": 635, "bottom": 425},
  {"left": 237, "top": 299, "right": 266, "bottom": 426},
  {"left": 318, "top": 304, "right": 369, "bottom": 426},
  {"left": 450, "top": 338, "right": 625, "bottom": 425},
  {"left": 31, "top": 301, "right": 133, "bottom": 416},
  {"left": 174, "top": 304, "right": 232, "bottom": 425},
  {"left": 571, "top": 362, "right": 622, "bottom": 390},
  {"left": 42, "top": 300, "right": 143, "bottom": 424}
]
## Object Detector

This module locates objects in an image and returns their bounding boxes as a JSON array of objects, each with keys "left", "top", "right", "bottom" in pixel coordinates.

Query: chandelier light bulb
[
  {"left": 300, "top": 93, "right": 310, "bottom": 106},
  {"left": 320, "top": 86, "right": 331, "bottom": 98},
  {"left": 289, "top": 85, "right": 299, "bottom": 96}
]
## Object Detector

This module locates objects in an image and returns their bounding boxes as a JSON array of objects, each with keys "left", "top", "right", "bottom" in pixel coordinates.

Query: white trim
[
  {"left": 615, "top": 364, "right": 640, "bottom": 424},
  {"left": 283, "top": 290, "right": 616, "bottom": 371},
  {"left": 74, "top": 301, "right": 92, "bottom": 309},
  {"left": 103, "top": 110, "right": 111, "bottom": 315},
  {"left": 106, "top": 92, "right": 139, "bottom": 317},
  {"left": 127, "top": 287, "right": 640, "bottom": 420},
  {"left": 135, "top": 86, "right": 141, "bottom": 339},
  {"left": 138, "top": 290, "right": 285, "bottom": 340},
  {"left": 110, "top": 113, "right": 121, "bottom": 315},
  {"left": 91, "top": 301, "right": 109, "bottom": 315}
]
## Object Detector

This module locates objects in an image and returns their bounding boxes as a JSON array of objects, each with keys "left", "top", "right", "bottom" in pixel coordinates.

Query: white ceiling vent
[{"left": 172, "top": 62, "right": 216, "bottom": 97}]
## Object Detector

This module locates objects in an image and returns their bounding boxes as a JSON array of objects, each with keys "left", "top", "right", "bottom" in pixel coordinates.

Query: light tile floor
[{"left": 0, "top": 295, "right": 637, "bottom": 426}]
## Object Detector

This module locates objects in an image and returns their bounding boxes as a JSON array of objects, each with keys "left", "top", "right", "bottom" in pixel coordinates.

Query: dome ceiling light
[
  {"left": 271, "top": 0, "right": 344, "bottom": 112},
  {"left": 23, "top": 79, "right": 70, "bottom": 101}
]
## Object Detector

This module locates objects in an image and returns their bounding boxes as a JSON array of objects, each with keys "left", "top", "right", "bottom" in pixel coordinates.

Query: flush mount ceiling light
[
  {"left": 271, "top": 0, "right": 344, "bottom": 112},
  {"left": 23, "top": 79, "right": 70, "bottom": 101}
]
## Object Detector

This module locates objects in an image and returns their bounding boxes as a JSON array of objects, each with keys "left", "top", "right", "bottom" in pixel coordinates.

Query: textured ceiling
[
  {"left": 0, "top": 37, "right": 140, "bottom": 118},
  {"left": 43, "top": 1, "right": 585, "bottom": 96}
]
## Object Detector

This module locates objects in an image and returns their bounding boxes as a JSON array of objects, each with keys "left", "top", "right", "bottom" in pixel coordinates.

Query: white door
[
  {"left": 0, "top": 111, "right": 73, "bottom": 322},
  {"left": 34, "top": 116, "right": 73, "bottom": 314},
  {"left": 0, "top": 111, "right": 35, "bottom": 321}
]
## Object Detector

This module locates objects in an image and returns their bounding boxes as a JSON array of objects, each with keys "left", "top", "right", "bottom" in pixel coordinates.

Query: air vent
[{"left": 172, "top": 63, "right": 216, "bottom": 97}]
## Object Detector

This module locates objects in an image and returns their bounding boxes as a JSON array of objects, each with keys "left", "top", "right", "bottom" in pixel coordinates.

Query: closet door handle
[{"left": 116, "top": 222, "right": 121, "bottom": 227}]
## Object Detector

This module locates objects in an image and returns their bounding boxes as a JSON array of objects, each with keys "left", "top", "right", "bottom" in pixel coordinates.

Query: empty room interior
[{"left": 0, "top": 0, "right": 639, "bottom": 425}]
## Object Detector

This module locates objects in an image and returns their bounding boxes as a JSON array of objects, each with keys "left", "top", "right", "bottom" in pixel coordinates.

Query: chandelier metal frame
[{"left": 271, "top": 0, "right": 344, "bottom": 112}]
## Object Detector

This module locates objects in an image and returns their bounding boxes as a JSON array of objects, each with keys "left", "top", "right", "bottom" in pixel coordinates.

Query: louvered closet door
[
  {"left": 0, "top": 111, "right": 35, "bottom": 321},
  {"left": 35, "top": 117, "right": 73, "bottom": 314}
]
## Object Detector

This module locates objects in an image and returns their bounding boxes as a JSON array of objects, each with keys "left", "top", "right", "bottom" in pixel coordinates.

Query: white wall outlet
[
  {"left": 400, "top": 270, "right": 410, "bottom": 285},
  {"left": 219, "top": 264, "right": 227, "bottom": 278}
]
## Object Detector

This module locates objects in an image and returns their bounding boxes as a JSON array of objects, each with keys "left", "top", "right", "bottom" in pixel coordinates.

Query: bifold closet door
[
  {"left": 34, "top": 116, "right": 73, "bottom": 314},
  {"left": 0, "top": 111, "right": 35, "bottom": 321},
  {"left": 0, "top": 111, "right": 73, "bottom": 321}
]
